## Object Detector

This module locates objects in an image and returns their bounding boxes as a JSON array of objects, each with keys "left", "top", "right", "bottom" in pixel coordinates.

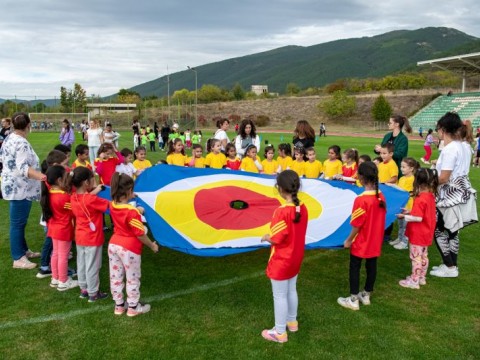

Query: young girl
[
  {"left": 261, "top": 170, "right": 308, "bottom": 343},
  {"left": 132, "top": 146, "right": 152, "bottom": 175},
  {"left": 166, "top": 138, "right": 187, "bottom": 166},
  {"left": 334, "top": 148, "right": 359, "bottom": 184},
  {"left": 261, "top": 145, "right": 279, "bottom": 175},
  {"left": 95, "top": 143, "right": 124, "bottom": 186},
  {"left": 41, "top": 165, "right": 77, "bottom": 291},
  {"left": 390, "top": 158, "right": 419, "bottom": 250},
  {"left": 70, "top": 167, "right": 110, "bottom": 302},
  {"left": 108, "top": 173, "right": 159, "bottom": 316},
  {"left": 187, "top": 144, "right": 205, "bottom": 168},
  {"left": 290, "top": 147, "right": 306, "bottom": 177},
  {"left": 116, "top": 148, "right": 141, "bottom": 178},
  {"left": 205, "top": 139, "right": 227, "bottom": 169},
  {"left": 338, "top": 162, "right": 386, "bottom": 311},
  {"left": 421, "top": 129, "right": 435, "bottom": 165},
  {"left": 240, "top": 144, "right": 263, "bottom": 173},
  {"left": 225, "top": 143, "right": 241, "bottom": 170},
  {"left": 304, "top": 147, "right": 323, "bottom": 179},
  {"left": 277, "top": 143, "right": 293, "bottom": 172},
  {"left": 323, "top": 145, "right": 343, "bottom": 179},
  {"left": 396, "top": 168, "right": 438, "bottom": 289}
]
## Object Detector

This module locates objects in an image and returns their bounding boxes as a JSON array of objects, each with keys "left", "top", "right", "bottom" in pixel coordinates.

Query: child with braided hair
[
  {"left": 338, "top": 161, "right": 387, "bottom": 311},
  {"left": 260, "top": 170, "right": 308, "bottom": 343}
]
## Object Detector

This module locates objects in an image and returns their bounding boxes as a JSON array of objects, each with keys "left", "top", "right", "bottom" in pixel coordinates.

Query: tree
[
  {"left": 198, "top": 84, "right": 226, "bottom": 103},
  {"left": 232, "top": 83, "right": 245, "bottom": 101},
  {"left": 60, "top": 83, "right": 87, "bottom": 112},
  {"left": 371, "top": 94, "right": 392, "bottom": 122},
  {"left": 319, "top": 90, "right": 356, "bottom": 118},
  {"left": 117, "top": 88, "right": 141, "bottom": 104},
  {"left": 33, "top": 102, "right": 47, "bottom": 112},
  {"left": 172, "top": 89, "right": 192, "bottom": 104},
  {"left": 286, "top": 82, "right": 300, "bottom": 95}
]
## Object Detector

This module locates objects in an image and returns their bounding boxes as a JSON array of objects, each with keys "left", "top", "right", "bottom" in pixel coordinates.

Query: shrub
[
  {"left": 255, "top": 114, "right": 271, "bottom": 127},
  {"left": 319, "top": 90, "right": 356, "bottom": 118},
  {"left": 371, "top": 94, "right": 392, "bottom": 122}
]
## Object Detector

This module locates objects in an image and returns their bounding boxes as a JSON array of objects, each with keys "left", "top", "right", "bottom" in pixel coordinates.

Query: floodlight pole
[{"left": 188, "top": 66, "right": 198, "bottom": 129}]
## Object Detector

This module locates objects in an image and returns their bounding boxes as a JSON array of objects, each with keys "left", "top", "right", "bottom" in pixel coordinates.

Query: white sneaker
[
  {"left": 57, "top": 277, "right": 79, "bottom": 291},
  {"left": 358, "top": 291, "right": 371, "bottom": 305},
  {"left": 389, "top": 238, "right": 401, "bottom": 246},
  {"left": 50, "top": 278, "right": 59, "bottom": 288},
  {"left": 420, "top": 158, "right": 426, "bottom": 164},
  {"left": 393, "top": 242, "right": 408, "bottom": 250},
  {"left": 12, "top": 256, "right": 37, "bottom": 269},
  {"left": 431, "top": 264, "right": 446, "bottom": 271},
  {"left": 424, "top": 160, "right": 431, "bottom": 165},
  {"left": 430, "top": 266, "right": 458, "bottom": 278},
  {"left": 337, "top": 296, "right": 359, "bottom": 310},
  {"left": 399, "top": 276, "right": 420, "bottom": 289}
]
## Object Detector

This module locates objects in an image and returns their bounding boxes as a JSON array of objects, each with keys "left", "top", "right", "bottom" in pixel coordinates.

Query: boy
[
  {"left": 187, "top": 144, "right": 205, "bottom": 168},
  {"left": 72, "top": 144, "right": 93, "bottom": 171},
  {"left": 378, "top": 143, "right": 398, "bottom": 184},
  {"left": 304, "top": 147, "right": 323, "bottom": 178},
  {"left": 147, "top": 130, "right": 156, "bottom": 152}
]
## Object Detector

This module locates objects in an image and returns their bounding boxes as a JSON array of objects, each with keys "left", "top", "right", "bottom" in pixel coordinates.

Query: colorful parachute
[{"left": 124, "top": 165, "right": 409, "bottom": 257}]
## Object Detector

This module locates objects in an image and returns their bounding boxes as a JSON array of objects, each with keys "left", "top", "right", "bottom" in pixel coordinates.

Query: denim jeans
[
  {"left": 40, "top": 234, "right": 53, "bottom": 268},
  {"left": 9, "top": 199, "right": 33, "bottom": 260}
]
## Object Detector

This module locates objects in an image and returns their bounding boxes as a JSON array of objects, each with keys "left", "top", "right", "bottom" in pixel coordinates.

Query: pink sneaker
[
  {"left": 261, "top": 328, "right": 288, "bottom": 343},
  {"left": 399, "top": 276, "right": 420, "bottom": 289},
  {"left": 114, "top": 303, "right": 128, "bottom": 315},
  {"left": 287, "top": 321, "right": 298, "bottom": 332},
  {"left": 13, "top": 256, "right": 36, "bottom": 269},
  {"left": 419, "top": 277, "right": 426, "bottom": 286}
]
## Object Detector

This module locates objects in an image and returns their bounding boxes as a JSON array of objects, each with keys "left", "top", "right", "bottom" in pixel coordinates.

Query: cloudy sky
[{"left": 1, "top": 0, "right": 479, "bottom": 99}]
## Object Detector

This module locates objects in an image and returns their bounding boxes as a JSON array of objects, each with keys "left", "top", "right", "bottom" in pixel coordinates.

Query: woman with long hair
[
  {"left": 234, "top": 119, "right": 260, "bottom": 159},
  {"left": 59, "top": 118, "right": 75, "bottom": 148}
]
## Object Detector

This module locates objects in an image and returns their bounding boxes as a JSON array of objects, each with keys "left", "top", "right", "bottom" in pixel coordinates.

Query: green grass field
[{"left": 0, "top": 131, "right": 478, "bottom": 359}]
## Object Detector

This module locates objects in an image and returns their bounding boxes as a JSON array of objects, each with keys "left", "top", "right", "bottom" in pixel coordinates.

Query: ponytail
[
  {"left": 374, "top": 176, "right": 386, "bottom": 209},
  {"left": 40, "top": 165, "right": 67, "bottom": 222}
]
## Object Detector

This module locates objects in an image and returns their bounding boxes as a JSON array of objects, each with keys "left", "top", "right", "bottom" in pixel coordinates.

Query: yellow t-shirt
[
  {"left": 261, "top": 159, "right": 279, "bottom": 175},
  {"left": 240, "top": 156, "right": 261, "bottom": 173},
  {"left": 72, "top": 159, "right": 92, "bottom": 170},
  {"left": 290, "top": 160, "right": 305, "bottom": 177},
  {"left": 205, "top": 152, "right": 227, "bottom": 169},
  {"left": 166, "top": 153, "right": 187, "bottom": 166},
  {"left": 133, "top": 159, "right": 152, "bottom": 171},
  {"left": 398, "top": 174, "right": 414, "bottom": 209},
  {"left": 186, "top": 156, "right": 205, "bottom": 168},
  {"left": 304, "top": 160, "right": 323, "bottom": 179},
  {"left": 277, "top": 156, "right": 293, "bottom": 171},
  {"left": 378, "top": 160, "right": 399, "bottom": 184},
  {"left": 323, "top": 159, "right": 342, "bottom": 179}
]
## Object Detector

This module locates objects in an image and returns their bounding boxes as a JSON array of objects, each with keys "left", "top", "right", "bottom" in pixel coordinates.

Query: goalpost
[{"left": 28, "top": 113, "right": 90, "bottom": 132}]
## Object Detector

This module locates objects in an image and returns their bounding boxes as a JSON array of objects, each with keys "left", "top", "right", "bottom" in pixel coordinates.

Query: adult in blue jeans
[{"left": 0, "top": 112, "right": 45, "bottom": 269}]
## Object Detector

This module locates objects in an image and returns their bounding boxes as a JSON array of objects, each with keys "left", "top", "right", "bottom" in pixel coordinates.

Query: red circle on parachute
[{"left": 194, "top": 186, "right": 281, "bottom": 230}]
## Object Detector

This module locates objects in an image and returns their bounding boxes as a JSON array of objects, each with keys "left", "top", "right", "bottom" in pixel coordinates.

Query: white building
[{"left": 251, "top": 85, "right": 269, "bottom": 96}]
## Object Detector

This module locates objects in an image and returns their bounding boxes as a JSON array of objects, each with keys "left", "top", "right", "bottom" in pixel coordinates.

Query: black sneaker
[
  {"left": 79, "top": 290, "right": 89, "bottom": 299},
  {"left": 36, "top": 268, "right": 52, "bottom": 279},
  {"left": 68, "top": 268, "right": 77, "bottom": 278},
  {"left": 88, "top": 291, "right": 109, "bottom": 303}
]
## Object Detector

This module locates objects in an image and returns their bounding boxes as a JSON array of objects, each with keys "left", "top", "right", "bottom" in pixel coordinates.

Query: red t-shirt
[
  {"left": 109, "top": 202, "right": 146, "bottom": 255},
  {"left": 266, "top": 203, "right": 308, "bottom": 281},
  {"left": 350, "top": 191, "right": 386, "bottom": 258},
  {"left": 342, "top": 163, "right": 358, "bottom": 183},
  {"left": 405, "top": 192, "right": 436, "bottom": 247},
  {"left": 46, "top": 190, "right": 74, "bottom": 241},
  {"left": 71, "top": 193, "right": 109, "bottom": 246},
  {"left": 95, "top": 152, "right": 123, "bottom": 185},
  {"left": 226, "top": 158, "right": 241, "bottom": 170}
]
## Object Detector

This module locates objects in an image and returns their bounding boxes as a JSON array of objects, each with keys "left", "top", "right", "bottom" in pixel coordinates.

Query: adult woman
[
  {"left": 1, "top": 112, "right": 45, "bottom": 269},
  {"left": 214, "top": 118, "right": 230, "bottom": 152},
  {"left": 0, "top": 117, "right": 12, "bottom": 147},
  {"left": 160, "top": 121, "right": 171, "bottom": 150},
  {"left": 85, "top": 119, "right": 103, "bottom": 168},
  {"left": 374, "top": 115, "right": 412, "bottom": 173},
  {"left": 132, "top": 119, "right": 140, "bottom": 135},
  {"left": 235, "top": 119, "right": 260, "bottom": 159},
  {"left": 59, "top": 118, "right": 75, "bottom": 148},
  {"left": 292, "top": 120, "right": 315, "bottom": 150},
  {"left": 430, "top": 113, "right": 477, "bottom": 278}
]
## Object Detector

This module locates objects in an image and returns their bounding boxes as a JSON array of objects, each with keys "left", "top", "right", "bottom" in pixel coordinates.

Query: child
[
  {"left": 187, "top": 144, "right": 206, "bottom": 168},
  {"left": 396, "top": 168, "right": 438, "bottom": 289},
  {"left": 133, "top": 132, "right": 139, "bottom": 151},
  {"left": 72, "top": 144, "right": 92, "bottom": 171},
  {"left": 205, "top": 139, "right": 227, "bottom": 169},
  {"left": 334, "top": 148, "right": 358, "bottom": 184},
  {"left": 192, "top": 130, "right": 200, "bottom": 146},
  {"left": 338, "top": 162, "right": 387, "bottom": 311},
  {"left": 225, "top": 143, "right": 241, "bottom": 170},
  {"left": 166, "top": 138, "right": 187, "bottom": 166},
  {"left": 290, "top": 147, "right": 306, "bottom": 177},
  {"left": 116, "top": 148, "right": 141, "bottom": 178},
  {"left": 473, "top": 134, "right": 480, "bottom": 167},
  {"left": 261, "top": 170, "right": 308, "bottom": 343},
  {"left": 240, "top": 144, "right": 263, "bottom": 173},
  {"left": 132, "top": 146, "right": 152, "bottom": 175},
  {"left": 185, "top": 128, "right": 192, "bottom": 148},
  {"left": 262, "top": 145, "right": 279, "bottom": 175},
  {"left": 359, "top": 154, "right": 371, "bottom": 164},
  {"left": 108, "top": 173, "right": 159, "bottom": 316},
  {"left": 147, "top": 130, "right": 156, "bottom": 152},
  {"left": 95, "top": 143, "right": 124, "bottom": 186},
  {"left": 69, "top": 167, "right": 110, "bottom": 302},
  {"left": 277, "top": 143, "right": 293, "bottom": 172},
  {"left": 103, "top": 123, "right": 120, "bottom": 148},
  {"left": 304, "top": 147, "right": 323, "bottom": 179},
  {"left": 140, "top": 130, "right": 148, "bottom": 149},
  {"left": 390, "top": 158, "right": 418, "bottom": 250},
  {"left": 323, "top": 145, "right": 342, "bottom": 179},
  {"left": 40, "top": 165, "right": 77, "bottom": 291},
  {"left": 420, "top": 129, "right": 435, "bottom": 165},
  {"left": 378, "top": 143, "right": 398, "bottom": 184}
]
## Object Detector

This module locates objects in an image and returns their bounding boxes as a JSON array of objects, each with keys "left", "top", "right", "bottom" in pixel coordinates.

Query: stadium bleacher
[{"left": 409, "top": 92, "right": 480, "bottom": 131}]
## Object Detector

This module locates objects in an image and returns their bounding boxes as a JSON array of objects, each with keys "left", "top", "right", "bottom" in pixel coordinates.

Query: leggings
[
  {"left": 434, "top": 209, "right": 459, "bottom": 267},
  {"left": 51, "top": 239, "right": 72, "bottom": 283},
  {"left": 424, "top": 145, "right": 432, "bottom": 161},
  {"left": 409, "top": 245, "right": 428, "bottom": 283},
  {"left": 349, "top": 254, "right": 377, "bottom": 295},
  {"left": 270, "top": 275, "right": 298, "bottom": 334}
]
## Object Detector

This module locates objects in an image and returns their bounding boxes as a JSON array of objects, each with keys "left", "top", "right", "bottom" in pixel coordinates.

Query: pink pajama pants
[
  {"left": 410, "top": 244, "right": 429, "bottom": 283},
  {"left": 51, "top": 239, "right": 72, "bottom": 283},
  {"left": 108, "top": 243, "right": 142, "bottom": 307}
]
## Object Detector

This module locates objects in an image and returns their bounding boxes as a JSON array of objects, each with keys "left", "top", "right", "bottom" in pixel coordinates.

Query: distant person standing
[
  {"left": 419, "top": 127, "right": 423, "bottom": 138},
  {"left": 86, "top": 119, "right": 103, "bottom": 169},
  {"left": 234, "top": 119, "right": 260, "bottom": 159},
  {"left": 420, "top": 129, "right": 435, "bottom": 165},
  {"left": 160, "top": 121, "right": 171, "bottom": 151},
  {"left": 214, "top": 118, "right": 230, "bottom": 152},
  {"left": 319, "top": 123, "right": 326, "bottom": 137},
  {"left": 59, "top": 119, "right": 75, "bottom": 148},
  {"left": 292, "top": 120, "right": 315, "bottom": 150}
]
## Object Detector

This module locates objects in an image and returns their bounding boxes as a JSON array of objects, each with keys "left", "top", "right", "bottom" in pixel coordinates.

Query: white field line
[{"left": 0, "top": 252, "right": 329, "bottom": 330}]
